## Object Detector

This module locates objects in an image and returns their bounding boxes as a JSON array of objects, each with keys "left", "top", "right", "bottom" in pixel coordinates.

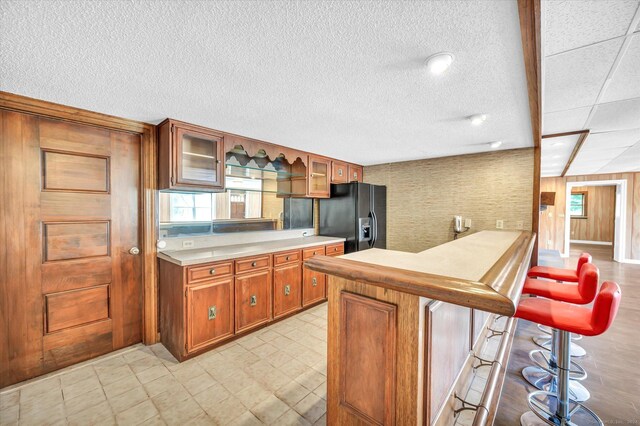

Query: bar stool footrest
[
  {"left": 529, "top": 350, "right": 587, "bottom": 381},
  {"left": 521, "top": 367, "right": 590, "bottom": 402},
  {"left": 526, "top": 391, "right": 602, "bottom": 426},
  {"left": 533, "top": 336, "right": 587, "bottom": 357}
]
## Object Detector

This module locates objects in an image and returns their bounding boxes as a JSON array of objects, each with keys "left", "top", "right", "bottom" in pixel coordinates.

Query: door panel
[
  {"left": 187, "top": 278, "right": 234, "bottom": 353},
  {"left": 302, "top": 267, "right": 326, "bottom": 306},
  {"left": 0, "top": 112, "right": 142, "bottom": 386}
]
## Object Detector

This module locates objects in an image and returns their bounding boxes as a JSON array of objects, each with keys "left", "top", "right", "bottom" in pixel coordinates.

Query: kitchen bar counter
[
  {"left": 158, "top": 235, "right": 345, "bottom": 266},
  {"left": 305, "top": 230, "right": 535, "bottom": 425},
  {"left": 306, "top": 230, "right": 534, "bottom": 316}
]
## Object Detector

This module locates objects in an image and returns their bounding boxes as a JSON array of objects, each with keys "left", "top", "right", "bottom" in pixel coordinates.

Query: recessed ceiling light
[
  {"left": 425, "top": 52, "right": 454, "bottom": 75},
  {"left": 469, "top": 114, "right": 487, "bottom": 125},
  {"left": 489, "top": 141, "right": 503, "bottom": 149},
  {"left": 552, "top": 155, "right": 561, "bottom": 159},
  {"left": 552, "top": 142, "right": 564, "bottom": 147}
]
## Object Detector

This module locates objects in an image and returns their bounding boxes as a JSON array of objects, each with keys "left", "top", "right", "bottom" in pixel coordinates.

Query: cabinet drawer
[
  {"left": 235, "top": 270, "right": 272, "bottom": 333},
  {"left": 187, "top": 261, "right": 233, "bottom": 284},
  {"left": 302, "top": 267, "right": 326, "bottom": 307},
  {"left": 274, "top": 250, "right": 301, "bottom": 266},
  {"left": 326, "top": 243, "right": 345, "bottom": 256},
  {"left": 303, "top": 246, "right": 326, "bottom": 259},
  {"left": 186, "top": 277, "right": 234, "bottom": 353},
  {"left": 235, "top": 255, "right": 271, "bottom": 274},
  {"left": 273, "top": 263, "right": 302, "bottom": 319}
]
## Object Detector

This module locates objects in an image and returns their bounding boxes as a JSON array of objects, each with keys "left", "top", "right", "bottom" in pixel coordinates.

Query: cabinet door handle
[
  {"left": 250, "top": 295, "right": 257, "bottom": 306},
  {"left": 312, "top": 277, "right": 317, "bottom": 287},
  {"left": 284, "top": 285, "right": 291, "bottom": 296},
  {"left": 208, "top": 305, "right": 217, "bottom": 320},
  {"left": 251, "top": 261, "right": 257, "bottom": 267},
  {"left": 338, "top": 169, "right": 343, "bottom": 176},
  {"left": 209, "top": 268, "right": 216, "bottom": 275},
  {"left": 285, "top": 256, "right": 290, "bottom": 261}
]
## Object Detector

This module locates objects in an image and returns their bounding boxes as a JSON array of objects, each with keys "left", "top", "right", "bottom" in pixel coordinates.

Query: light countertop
[
  {"left": 339, "top": 230, "right": 521, "bottom": 282},
  {"left": 158, "top": 235, "right": 346, "bottom": 266}
]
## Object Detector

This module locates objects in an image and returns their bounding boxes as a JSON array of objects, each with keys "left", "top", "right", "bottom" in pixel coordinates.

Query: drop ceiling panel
[
  {"left": 542, "top": 107, "right": 591, "bottom": 135},
  {"left": 581, "top": 129, "right": 640, "bottom": 151},
  {"left": 544, "top": 0, "right": 639, "bottom": 56},
  {"left": 540, "top": 134, "right": 581, "bottom": 177},
  {"left": 544, "top": 38, "right": 623, "bottom": 113},
  {"left": 0, "top": 1, "right": 534, "bottom": 166},
  {"left": 589, "top": 98, "right": 640, "bottom": 132},
  {"left": 601, "top": 33, "right": 640, "bottom": 103},
  {"left": 597, "top": 142, "right": 640, "bottom": 173}
]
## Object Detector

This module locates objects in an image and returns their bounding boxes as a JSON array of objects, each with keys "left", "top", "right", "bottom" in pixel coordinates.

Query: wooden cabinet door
[
  {"left": 331, "top": 161, "right": 348, "bottom": 184},
  {"left": 308, "top": 155, "right": 331, "bottom": 198},
  {"left": 302, "top": 267, "right": 326, "bottom": 307},
  {"left": 273, "top": 263, "right": 302, "bottom": 319},
  {"left": 348, "top": 164, "right": 363, "bottom": 182},
  {"left": 186, "top": 278, "right": 234, "bottom": 353},
  {"left": 174, "top": 124, "right": 224, "bottom": 189},
  {"left": 235, "top": 270, "right": 272, "bottom": 333}
]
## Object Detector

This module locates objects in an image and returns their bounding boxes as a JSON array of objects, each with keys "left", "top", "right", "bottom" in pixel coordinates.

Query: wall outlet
[
  {"left": 182, "top": 240, "right": 195, "bottom": 248},
  {"left": 516, "top": 221, "right": 524, "bottom": 230},
  {"left": 496, "top": 220, "right": 504, "bottom": 229},
  {"left": 464, "top": 218, "right": 472, "bottom": 228}
]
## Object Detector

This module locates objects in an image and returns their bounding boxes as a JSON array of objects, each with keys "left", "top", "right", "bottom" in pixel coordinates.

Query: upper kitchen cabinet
[
  {"left": 331, "top": 160, "right": 348, "bottom": 184},
  {"left": 348, "top": 164, "right": 363, "bottom": 182},
  {"left": 158, "top": 119, "right": 225, "bottom": 191},
  {"left": 307, "top": 155, "right": 331, "bottom": 198}
]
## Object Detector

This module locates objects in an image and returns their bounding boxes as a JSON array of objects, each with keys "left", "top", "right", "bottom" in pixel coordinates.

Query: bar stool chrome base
[
  {"left": 537, "top": 325, "right": 582, "bottom": 340},
  {"left": 529, "top": 349, "right": 587, "bottom": 381},
  {"left": 522, "top": 366, "right": 590, "bottom": 402},
  {"left": 533, "top": 336, "right": 587, "bottom": 357},
  {"left": 521, "top": 391, "right": 602, "bottom": 426}
]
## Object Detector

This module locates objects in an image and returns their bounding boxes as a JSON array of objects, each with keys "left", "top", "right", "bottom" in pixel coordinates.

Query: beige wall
[
  {"left": 539, "top": 172, "right": 640, "bottom": 261},
  {"left": 570, "top": 186, "right": 615, "bottom": 243},
  {"left": 364, "top": 148, "right": 534, "bottom": 253}
]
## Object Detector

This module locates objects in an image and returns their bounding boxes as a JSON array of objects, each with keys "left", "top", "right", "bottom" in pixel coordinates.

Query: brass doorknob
[{"left": 129, "top": 247, "right": 140, "bottom": 255}]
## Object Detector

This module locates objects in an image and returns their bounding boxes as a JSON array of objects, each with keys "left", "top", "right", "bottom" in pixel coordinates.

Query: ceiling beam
[
  {"left": 542, "top": 129, "right": 589, "bottom": 139},
  {"left": 560, "top": 130, "right": 590, "bottom": 177}
]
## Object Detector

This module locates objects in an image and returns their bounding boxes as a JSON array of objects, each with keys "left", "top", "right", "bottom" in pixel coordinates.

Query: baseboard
[
  {"left": 622, "top": 258, "right": 640, "bottom": 265},
  {"left": 570, "top": 240, "right": 613, "bottom": 246}
]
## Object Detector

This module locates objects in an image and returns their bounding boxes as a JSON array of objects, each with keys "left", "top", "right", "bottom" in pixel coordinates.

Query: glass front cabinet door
[
  {"left": 307, "top": 155, "right": 331, "bottom": 198},
  {"left": 158, "top": 119, "right": 225, "bottom": 191}
]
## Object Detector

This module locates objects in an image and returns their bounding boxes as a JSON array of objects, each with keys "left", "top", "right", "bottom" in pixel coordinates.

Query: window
[{"left": 569, "top": 192, "right": 587, "bottom": 218}]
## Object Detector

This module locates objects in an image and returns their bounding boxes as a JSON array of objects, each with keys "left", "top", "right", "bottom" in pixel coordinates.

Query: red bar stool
[
  {"left": 527, "top": 253, "right": 593, "bottom": 356},
  {"left": 529, "top": 252, "right": 592, "bottom": 342},
  {"left": 518, "top": 281, "right": 621, "bottom": 426},
  {"left": 521, "top": 263, "right": 599, "bottom": 402}
]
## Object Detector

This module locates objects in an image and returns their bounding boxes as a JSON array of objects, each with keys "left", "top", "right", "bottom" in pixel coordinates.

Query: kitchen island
[{"left": 305, "top": 230, "right": 535, "bottom": 425}]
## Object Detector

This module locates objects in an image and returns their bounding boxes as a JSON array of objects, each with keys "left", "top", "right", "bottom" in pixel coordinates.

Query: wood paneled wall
[
  {"left": 539, "top": 173, "right": 640, "bottom": 260},
  {"left": 363, "top": 149, "right": 534, "bottom": 253},
  {"left": 570, "top": 186, "right": 615, "bottom": 243}
]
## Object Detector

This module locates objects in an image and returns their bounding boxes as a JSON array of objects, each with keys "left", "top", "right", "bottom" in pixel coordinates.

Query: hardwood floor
[{"left": 495, "top": 244, "right": 640, "bottom": 424}]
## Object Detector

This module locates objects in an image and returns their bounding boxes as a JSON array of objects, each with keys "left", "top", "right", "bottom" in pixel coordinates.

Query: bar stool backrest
[
  {"left": 590, "top": 281, "right": 622, "bottom": 336},
  {"left": 576, "top": 253, "right": 592, "bottom": 274},
  {"left": 577, "top": 263, "right": 599, "bottom": 304}
]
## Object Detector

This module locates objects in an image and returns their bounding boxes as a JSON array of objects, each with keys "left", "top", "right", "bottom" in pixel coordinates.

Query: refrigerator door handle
[{"left": 370, "top": 211, "right": 378, "bottom": 247}]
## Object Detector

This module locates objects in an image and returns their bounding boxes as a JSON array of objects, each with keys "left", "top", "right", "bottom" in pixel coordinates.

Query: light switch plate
[
  {"left": 464, "top": 218, "right": 472, "bottom": 228},
  {"left": 496, "top": 220, "right": 504, "bottom": 229}
]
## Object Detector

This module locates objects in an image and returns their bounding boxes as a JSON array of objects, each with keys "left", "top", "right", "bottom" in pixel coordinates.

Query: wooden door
[
  {"left": 235, "top": 269, "right": 272, "bottom": 333},
  {"left": 331, "top": 161, "right": 348, "bottom": 184},
  {"left": 186, "top": 277, "right": 234, "bottom": 353},
  {"left": 302, "top": 267, "right": 326, "bottom": 307},
  {"left": 307, "top": 155, "right": 331, "bottom": 198},
  {"left": 348, "top": 164, "right": 363, "bottom": 182},
  {"left": 273, "top": 263, "right": 302, "bottom": 318},
  {"left": 0, "top": 111, "right": 142, "bottom": 386}
]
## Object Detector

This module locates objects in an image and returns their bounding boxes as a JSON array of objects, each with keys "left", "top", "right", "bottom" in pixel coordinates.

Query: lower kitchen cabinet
[
  {"left": 186, "top": 277, "right": 234, "bottom": 353},
  {"left": 273, "top": 263, "right": 302, "bottom": 318},
  {"left": 235, "top": 269, "right": 272, "bottom": 333},
  {"left": 302, "top": 267, "right": 326, "bottom": 306}
]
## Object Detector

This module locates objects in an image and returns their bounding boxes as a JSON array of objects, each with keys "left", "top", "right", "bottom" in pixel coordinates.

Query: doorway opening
[{"left": 563, "top": 179, "right": 627, "bottom": 263}]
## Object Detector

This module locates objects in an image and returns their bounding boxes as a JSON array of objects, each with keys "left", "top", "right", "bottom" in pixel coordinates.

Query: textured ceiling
[
  {"left": 542, "top": 0, "right": 640, "bottom": 176},
  {"left": 0, "top": 0, "right": 533, "bottom": 166}
]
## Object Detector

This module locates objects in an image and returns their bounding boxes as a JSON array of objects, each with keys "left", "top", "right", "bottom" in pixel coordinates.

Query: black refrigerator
[{"left": 319, "top": 182, "right": 387, "bottom": 253}]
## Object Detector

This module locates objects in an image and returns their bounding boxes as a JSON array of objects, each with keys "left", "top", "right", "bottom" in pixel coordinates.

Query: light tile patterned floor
[{"left": 0, "top": 303, "right": 329, "bottom": 426}]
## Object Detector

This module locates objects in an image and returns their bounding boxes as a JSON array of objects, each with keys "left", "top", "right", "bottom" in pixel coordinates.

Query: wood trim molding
[
  {"left": 0, "top": 91, "right": 159, "bottom": 345},
  {"left": 560, "top": 130, "right": 590, "bottom": 177},
  {"left": 517, "top": 0, "right": 542, "bottom": 266},
  {"left": 542, "top": 129, "right": 589, "bottom": 139},
  {"left": 306, "top": 231, "right": 535, "bottom": 317}
]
